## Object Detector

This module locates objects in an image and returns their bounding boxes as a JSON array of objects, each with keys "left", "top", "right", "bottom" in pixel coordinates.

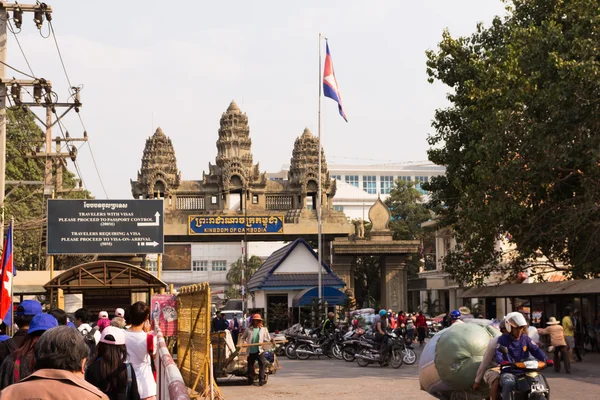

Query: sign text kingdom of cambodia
[{"left": 188, "top": 215, "right": 284, "bottom": 235}]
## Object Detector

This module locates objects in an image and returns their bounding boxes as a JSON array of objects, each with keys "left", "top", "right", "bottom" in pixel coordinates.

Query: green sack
[{"left": 434, "top": 323, "right": 496, "bottom": 390}]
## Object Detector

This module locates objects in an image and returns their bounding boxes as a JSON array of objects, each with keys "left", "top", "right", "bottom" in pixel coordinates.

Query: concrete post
[
  {"left": 331, "top": 254, "right": 354, "bottom": 296},
  {"left": 380, "top": 255, "right": 407, "bottom": 312}
]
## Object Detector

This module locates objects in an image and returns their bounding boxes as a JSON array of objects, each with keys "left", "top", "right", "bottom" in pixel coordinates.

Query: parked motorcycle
[
  {"left": 392, "top": 327, "right": 417, "bottom": 365},
  {"left": 295, "top": 333, "right": 336, "bottom": 360},
  {"left": 341, "top": 328, "right": 365, "bottom": 362},
  {"left": 354, "top": 332, "right": 403, "bottom": 368},
  {"left": 498, "top": 346, "right": 551, "bottom": 399}
]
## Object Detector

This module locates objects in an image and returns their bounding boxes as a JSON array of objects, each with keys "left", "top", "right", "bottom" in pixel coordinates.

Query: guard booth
[{"left": 44, "top": 260, "right": 167, "bottom": 316}]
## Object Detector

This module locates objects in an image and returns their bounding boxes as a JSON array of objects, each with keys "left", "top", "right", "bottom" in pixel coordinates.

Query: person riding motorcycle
[
  {"left": 450, "top": 309, "right": 463, "bottom": 325},
  {"left": 494, "top": 312, "right": 548, "bottom": 400},
  {"left": 374, "top": 309, "right": 390, "bottom": 358},
  {"left": 321, "top": 312, "right": 336, "bottom": 337}
]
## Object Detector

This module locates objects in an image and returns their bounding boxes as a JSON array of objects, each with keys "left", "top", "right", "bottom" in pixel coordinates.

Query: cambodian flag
[
  {"left": 0, "top": 221, "right": 15, "bottom": 324},
  {"left": 323, "top": 42, "right": 347, "bottom": 122}
]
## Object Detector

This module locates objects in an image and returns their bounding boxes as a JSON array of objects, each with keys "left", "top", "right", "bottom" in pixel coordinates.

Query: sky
[{"left": 6, "top": 0, "right": 509, "bottom": 199}]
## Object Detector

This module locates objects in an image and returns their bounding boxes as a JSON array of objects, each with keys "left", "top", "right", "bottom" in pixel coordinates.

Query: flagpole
[
  {"left": 9, "top": 217, "right": 12, "bottom": 336},
  {"left": 317, "top": 33, "right": 323, "bottom": 310}
]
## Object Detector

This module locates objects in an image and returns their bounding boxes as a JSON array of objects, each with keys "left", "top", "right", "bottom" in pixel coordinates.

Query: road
[{"left": 219, "top": 350, "right": 600, "bottom": 399}]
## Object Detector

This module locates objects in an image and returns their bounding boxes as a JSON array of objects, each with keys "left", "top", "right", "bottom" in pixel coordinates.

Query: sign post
[{"left": 47, "top": 199, "right": 164, "bottom": 254}]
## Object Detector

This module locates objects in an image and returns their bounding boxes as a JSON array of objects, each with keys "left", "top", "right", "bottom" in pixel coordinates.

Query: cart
[{"left": 210, "top": 331, "right": 284, "bottom": 382}]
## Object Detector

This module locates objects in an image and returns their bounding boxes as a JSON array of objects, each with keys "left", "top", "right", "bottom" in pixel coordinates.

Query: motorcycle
[
  {"left": 294, "top": 333, "right": 336, "bottom": 359},
  {"left": 341, "top": 328, "right": 365, "bottom": 362},
  {"left": 354, "top": 331, "right": 403, "bottom": 368},
  {"left": 392, "top": 327, "right": 417, "bottom": 365},
  {"left": 498, "top": 346, "right": 551, "bottom": 399},
  {"left": 283, "top": 324, "right": 317, "bottom": 360}
]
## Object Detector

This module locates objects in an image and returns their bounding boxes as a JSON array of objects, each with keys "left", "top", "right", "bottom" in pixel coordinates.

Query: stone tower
[
  {"left": 205, "top": 100, "right": 265, "bottom": 192},
  {"left": 131, "top": 127, "right": 180, "bottom": 198},
  {"left": 288, "top": 127, "right": 336, "bottom": 209}
]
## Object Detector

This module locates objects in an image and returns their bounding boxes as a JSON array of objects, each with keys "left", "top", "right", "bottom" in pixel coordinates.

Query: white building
[{"left": 268, "top": 161, "right": 446, "bottom": 220}]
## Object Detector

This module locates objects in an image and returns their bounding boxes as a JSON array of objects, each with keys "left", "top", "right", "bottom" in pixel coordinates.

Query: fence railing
[{"left": 154, "top": 326, "right": 190, "bottom": 400}]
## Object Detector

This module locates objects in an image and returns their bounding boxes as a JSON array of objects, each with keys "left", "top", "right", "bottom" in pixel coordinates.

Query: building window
[
  {"left": 345, "top": 175, "right": 359, "bottom": 187},
  {"left": 415, "top": 176, "right": 429, "bottom": 194},
  {"left": 252, "top": 194, "right": 259, "bottom": 204},
  {"left": 331, "top": 175, "right": 342, "bottom": 181},
  {"left": 362, "top": 176, "right": 376, "bottom": 194},
  {"left": 192, "top": 260, "right": 208, "bottom": 272},
  {"left": 146, "top": 260, "right": 158, "bottom": 272},
  {"left": 380, "top": 176, "right": 394, "bottom": 194},
  {"left": 399, "top": 176, "right": 411, "bottom": 182},
  {"left": 212, "top": 260, "right": 227, "bottom": 272},
  {"left": 333, "top": 205, "right": 344, "bottom": 211},
  {"left": 211, "top": 195, "right": 217, "bottom": 204}
]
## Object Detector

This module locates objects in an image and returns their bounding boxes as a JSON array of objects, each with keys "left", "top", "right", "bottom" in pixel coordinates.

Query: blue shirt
[
  {"left": 0, "top": 335, "right": 9, "bottom": 343},
  {"left": 495, "top": 333, "right": 547, "bottom": 372}
]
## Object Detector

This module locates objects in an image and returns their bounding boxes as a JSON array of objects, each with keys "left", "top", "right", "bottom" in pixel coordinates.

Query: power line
[
  {"left": 75, "top": 114, "right": 108, "bottom": 198},
  {"left": 47, "top": 20, "right": 72, "bottom": 89},
  {"left": 7, "top": 19, "right": 36, "bottom": 77},
  {"left": 0, "top": 60, "right": 36, "bottom": 80}
]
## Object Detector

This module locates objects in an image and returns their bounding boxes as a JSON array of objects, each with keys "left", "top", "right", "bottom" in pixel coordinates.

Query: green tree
[
  {"left": 426, "top": 0, "right": 600, "bottom": 284},
  {"left": 5, "top": 107, "right": 92, "bottom": 270},
  {"left": 226, "top": 255, "right": 263, "bottom": 296}
]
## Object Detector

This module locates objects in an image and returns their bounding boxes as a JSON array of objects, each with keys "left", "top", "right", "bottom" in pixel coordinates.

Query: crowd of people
[{"left": 0, "top": 299, "right": 158, "bottom": 400}]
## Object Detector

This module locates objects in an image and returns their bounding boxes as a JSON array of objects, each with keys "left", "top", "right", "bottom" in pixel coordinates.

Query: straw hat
[
  {"left": 547, "top": 317, "right": 560, "bottom": 325},
  {"left": 458, "top": 306, "right": 471, "bottom": 315}
]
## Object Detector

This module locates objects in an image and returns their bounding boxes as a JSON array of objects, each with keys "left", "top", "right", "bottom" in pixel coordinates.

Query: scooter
[
  {"left": 498, "top": 346, "right": 552, "bottom": 399},
  {"left": 341, "top": 328, "right": 365, "bottom": 362},
  {"left": 354, "top": 331, "right": 403, "bottom": 369},
  {"left": 294, "top": 333, "right": 335, "bottom": 359}
]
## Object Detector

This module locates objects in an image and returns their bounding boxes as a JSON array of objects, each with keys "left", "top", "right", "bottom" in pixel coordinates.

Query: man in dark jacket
[{"left": 0, "top": 300, "right": 42, "bottom": 364}]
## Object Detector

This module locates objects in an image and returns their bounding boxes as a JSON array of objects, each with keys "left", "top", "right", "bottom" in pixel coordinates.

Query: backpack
[{"left": 80, "top": 327, "right": 99, "bottom": 363}]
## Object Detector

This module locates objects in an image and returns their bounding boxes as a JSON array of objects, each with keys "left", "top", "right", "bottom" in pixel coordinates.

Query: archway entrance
[{"left": 44, "top": 261, "right": 167, "bottom": 316}]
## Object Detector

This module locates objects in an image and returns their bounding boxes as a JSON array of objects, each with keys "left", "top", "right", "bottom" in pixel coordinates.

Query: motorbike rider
[
  {"left": 450, "top": 309, "right": 463, "bottom": 325},
  {"left": 473, "top": 319, "right": 508, "bottom": 400},
  {"left": 374, "top": 309, "right": 390, "bottom": 359},
  {"left": 321, "top": 312, "right": 336, "bottom": 337},
  {"left": 495, "top": 312, "right": 548, "bottom": 400}
]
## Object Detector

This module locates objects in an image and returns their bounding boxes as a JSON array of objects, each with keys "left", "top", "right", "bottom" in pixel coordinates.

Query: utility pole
[{"left": 0, "top": 2, "right": 86, "bottom": 275}]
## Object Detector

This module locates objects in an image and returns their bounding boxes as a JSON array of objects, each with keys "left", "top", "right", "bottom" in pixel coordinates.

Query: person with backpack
[
  {"left": 0, "top": 300, "right": 43, "bottom": 365},
  {"left": 86, "top": 326, "right": 140, "bottom": 400},
  {"left": 75, "top": 308, "right": 101, "bottom": 344},
  {"left": 0, "top": 313, "right": 58, "bottom": 388},
  {"left": 124, "top": 302, "right": 156, "bottom": 400}
]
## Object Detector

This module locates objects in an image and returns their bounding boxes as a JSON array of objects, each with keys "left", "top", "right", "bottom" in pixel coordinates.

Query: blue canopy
[{"left": 292, "top": 286, "right": 348, "bottom": 307}]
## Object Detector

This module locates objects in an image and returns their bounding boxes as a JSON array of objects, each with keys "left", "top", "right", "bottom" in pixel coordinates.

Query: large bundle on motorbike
[{"left": 419, "top": 322, "right": 500, "bottom": 398}]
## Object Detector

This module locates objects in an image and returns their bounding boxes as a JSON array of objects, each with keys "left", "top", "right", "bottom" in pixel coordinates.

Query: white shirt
[
  {"left": 77, "top": 323, "right": 101, "bottom": 344},
  {"left": 124, "top": 330, "right": 157, "bottom": 398}
]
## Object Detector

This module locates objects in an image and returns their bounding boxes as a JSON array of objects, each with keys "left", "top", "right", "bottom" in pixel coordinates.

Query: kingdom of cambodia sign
[{"left": 188, "top": 215, "right": 284, "bottom": 235}]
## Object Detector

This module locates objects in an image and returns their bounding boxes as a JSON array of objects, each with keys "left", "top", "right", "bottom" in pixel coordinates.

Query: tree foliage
[
  {"left": 226, "top": 255, "right": 263, "bottom": 296},
  {"left": 426, "top": 0, "right": 600, "bottom": 284},
  {"left": 5, "top": 107, "right": 92, "bottom": 270}
]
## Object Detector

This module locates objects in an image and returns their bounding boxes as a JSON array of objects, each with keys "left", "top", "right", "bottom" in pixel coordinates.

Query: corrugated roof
[
  {"left": 247, "top": 238, "right": 345, "bottom": 291},
  {"left": 460, "top": 279, "right": 600, "bottom": 298}
]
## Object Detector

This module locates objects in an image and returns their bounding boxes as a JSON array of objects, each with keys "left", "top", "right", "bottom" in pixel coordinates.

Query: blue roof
[
  {"left": 292, "top": 286, "right": 348, "bottom": 307},
  {"left": 247, "top": 238, "right": 346, "bottom": 292}
]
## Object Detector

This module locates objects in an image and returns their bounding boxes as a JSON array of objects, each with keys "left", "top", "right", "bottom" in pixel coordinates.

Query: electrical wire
[
  {"left": 47, "top": 20, "right": 72, "bottom": 89},
  {"left": 8, "top": 19, "right": 37, "bottom": 77},
  {"left": 76, "top": 114, "right": 109, "bottom": 198},
  {"left": 0, "top": 60, "right": 37, "bottom": 80}
]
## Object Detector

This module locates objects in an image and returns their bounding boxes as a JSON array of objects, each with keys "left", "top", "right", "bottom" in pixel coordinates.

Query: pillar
[
  {"left": 380, "top": 255, "right": 408, "bottom": 312},
  {"left": 331, "top": 254, "right": 354, "bottom": 297}
]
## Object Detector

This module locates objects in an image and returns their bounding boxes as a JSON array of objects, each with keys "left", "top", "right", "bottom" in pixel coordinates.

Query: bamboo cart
[{"left": 210, "top": 332, "right": 284, "bottom": 382}]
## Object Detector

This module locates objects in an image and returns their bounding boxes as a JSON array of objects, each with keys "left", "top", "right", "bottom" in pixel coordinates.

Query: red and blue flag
[
  {"left": 0, "top": 221, "right": 15, "bottom": 324},
  {"left": 323, "top": 42, "right": 347, "bottom": 122}
]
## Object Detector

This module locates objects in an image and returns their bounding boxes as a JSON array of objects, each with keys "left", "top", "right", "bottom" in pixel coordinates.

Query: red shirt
[
  {"left": 397, "top": 315, "right": 406, "bottom": 326},
  {"left": 416, "top": 314, "right": 427, "bottom": 328}
]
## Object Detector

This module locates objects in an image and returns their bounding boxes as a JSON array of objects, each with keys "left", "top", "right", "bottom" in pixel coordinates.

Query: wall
[{"left": 274, "top": 244, "right": 326, "bottom": 274}]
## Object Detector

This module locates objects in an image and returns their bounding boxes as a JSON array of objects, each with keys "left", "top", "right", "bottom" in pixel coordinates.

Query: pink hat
[
  {"left": 100, "top": 326, "right": 126, "bottom": 346},
  {"left": 98, "top": 311, "right": 109, "bottom": 320},
  {"left": 115, "top": 308, "right": 125, "bottom": 318}
]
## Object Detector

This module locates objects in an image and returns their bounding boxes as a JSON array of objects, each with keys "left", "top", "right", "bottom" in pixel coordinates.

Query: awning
[
  {"left": 460, "top": 278, "right": 600, "bottom": 299},
  {"left": 292, "top": 286, "right": 348, "bottom": 307}
]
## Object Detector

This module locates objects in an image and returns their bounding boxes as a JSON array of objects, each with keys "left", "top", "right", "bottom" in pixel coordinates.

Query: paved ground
[{"left": 219, "top": 348, "right": 600, "bottom": 399}]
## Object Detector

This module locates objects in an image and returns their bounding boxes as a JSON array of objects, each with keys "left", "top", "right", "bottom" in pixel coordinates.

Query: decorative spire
[
  {"left": 227, "top": 100, "right": 240, "bottom": 113},
  {"left": 288, "top": 127, "right": 330, "bottom": 189},
  {"left": 302, "top": 127, "right": 312, "bottom": 138}
]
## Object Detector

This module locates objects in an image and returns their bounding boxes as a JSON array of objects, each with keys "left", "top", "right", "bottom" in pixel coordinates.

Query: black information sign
[{"left": 47, "top": 199, "right": 164, "bottom": 254}]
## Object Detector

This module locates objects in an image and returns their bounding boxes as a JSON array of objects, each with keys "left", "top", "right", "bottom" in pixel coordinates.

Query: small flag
[
  {"left": 323, "top": 41, "right": 347, "bottom": 122},
  {"left": 0, "top": 221, "right": 14, "bottom": 324}
]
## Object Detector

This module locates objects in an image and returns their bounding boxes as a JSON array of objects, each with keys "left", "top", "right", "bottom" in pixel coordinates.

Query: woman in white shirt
[{"left": 124, "top": 302, "right": 156, "bottom": 400}]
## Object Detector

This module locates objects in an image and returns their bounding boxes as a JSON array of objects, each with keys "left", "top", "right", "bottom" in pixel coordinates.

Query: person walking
[
  {"left": 415, "top": 311, "right": 427, "bottom": 346},
  {"left": 562, "top": 308, "right": 576, "bottom": 363},
  {"left": 572, "top": 308, "right": 584, "bottom": 362},
  {"left": 86, "top": 326, "right": 140, "bottom": 400},
  {"left": 242, "top": 314, "right": 274, "bottom": 386},
  {"left": 0, "top": 326, "right": 109, "bottom": 400},
  {"left": 538, "top": 317, "right": 570, "bottom": 373},
  {"left": 0, "top": 314, "right": 59, "bottom": 388},
  {"left": 124, "top": 302, "right": 156, "bottom": 400}
]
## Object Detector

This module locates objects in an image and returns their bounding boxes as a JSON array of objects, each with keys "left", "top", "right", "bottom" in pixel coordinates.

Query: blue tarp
[{"left": 292, "top": 286, "right": 348, "bottom": 307}]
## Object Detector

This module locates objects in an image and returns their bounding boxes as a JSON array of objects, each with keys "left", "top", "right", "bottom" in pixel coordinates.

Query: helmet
[
  {"left": 505, "top": 312, "right": 527, "bottom": 328},
  {"left": 351, "top": 319, "right": 359, "bottom": 328},
  {"left": 379, "top": 309, "right": 388, "bottom": 317},
  {"left": 450, "top": 310, "right": 461, "bottom": 320}
]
